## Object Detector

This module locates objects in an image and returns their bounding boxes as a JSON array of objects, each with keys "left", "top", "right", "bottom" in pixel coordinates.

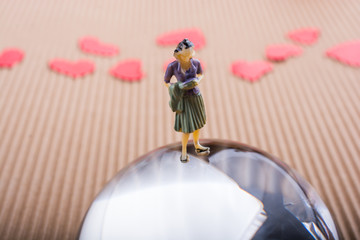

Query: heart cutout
[
  {"left": 156, "top": 28, "right": 206, "bottom": 50},
  {"left": 266, "top": 44, "right": 302, "bottom": 61},
  {"left": 163, "top": 58, "right": 206, "bottom": 71},
  {"left": 287, "top": 28, "right": 320, "bottom": 45},
  {"left": 0, "top": 48, "right": 24, "bottom": 68},
  {"left": 49, "top": 59, "right": 95, "bottom": 78},
  {"left": 231, "top": 61, "right": 273, "bottom": 82},
  {"left": 79, "top": 37, "right": 119, "bottom": 56},
  {"left": 110, "top": 59, "right": 144, "bottom": 82},
  {"left": 326, "top": 40, "right": 360, "bottom": 67}
]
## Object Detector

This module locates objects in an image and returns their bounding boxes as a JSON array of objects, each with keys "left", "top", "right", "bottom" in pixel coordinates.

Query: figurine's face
[{"left": 175, "top": 47, "right": 195, "bottom": 62}]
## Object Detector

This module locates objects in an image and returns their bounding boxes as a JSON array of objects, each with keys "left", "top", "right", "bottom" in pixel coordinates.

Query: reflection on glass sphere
[{"left": 79, "top": 140, "right": 339, "bottom": 240}]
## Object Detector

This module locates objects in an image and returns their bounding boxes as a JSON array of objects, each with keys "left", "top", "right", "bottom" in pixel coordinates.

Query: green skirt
[{"left": 174, "top": 94, "right": 206, "bottom": 133}]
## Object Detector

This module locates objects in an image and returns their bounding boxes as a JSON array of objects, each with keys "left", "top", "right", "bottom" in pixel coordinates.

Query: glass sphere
[{"left": 79, "top": 140, "right": 339, "bottom": 240}]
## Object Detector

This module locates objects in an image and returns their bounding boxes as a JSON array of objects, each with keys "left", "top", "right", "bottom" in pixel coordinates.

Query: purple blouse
[{"left": 164, "top": 58, "right": 203, "bottom": 96}]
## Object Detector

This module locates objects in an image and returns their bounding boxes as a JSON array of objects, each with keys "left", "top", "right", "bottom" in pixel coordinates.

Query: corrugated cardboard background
[{"left": 0, "top": 0, "right": 359, "bottom": 239}]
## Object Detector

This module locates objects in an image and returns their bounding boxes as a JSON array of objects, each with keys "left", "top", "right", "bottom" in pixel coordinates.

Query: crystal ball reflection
[{"left": 79, "top": 140, "right": 339, "bottom": 240}]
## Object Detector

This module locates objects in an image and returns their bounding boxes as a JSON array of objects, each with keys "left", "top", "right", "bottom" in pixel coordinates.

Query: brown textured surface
[{"left": 0, "top": 0, "right": 359, "bottom": 239}]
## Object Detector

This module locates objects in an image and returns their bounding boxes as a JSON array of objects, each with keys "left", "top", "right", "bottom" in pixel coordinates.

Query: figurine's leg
[
  {"left": 193, "top": 129, "right": 210, "bottom": 155},
  {"left": 193, "top": 129, "right": 206, "bottom": 149},
  {"left": 181, "top": 133, "right": 190, "bottom": 162}
]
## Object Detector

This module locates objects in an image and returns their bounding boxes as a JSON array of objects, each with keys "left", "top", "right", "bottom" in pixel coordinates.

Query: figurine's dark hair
[{"left": 174, "top": 39, "right": 194, "bottom": 53}]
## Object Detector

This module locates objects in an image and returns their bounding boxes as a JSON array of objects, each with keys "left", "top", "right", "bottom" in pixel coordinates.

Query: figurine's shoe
[
  {"left": 180, "top": 154, "right": 189, "bottom": 163},
  {"left": 195, "top": 147, "right": 210, "bottom": 156}
]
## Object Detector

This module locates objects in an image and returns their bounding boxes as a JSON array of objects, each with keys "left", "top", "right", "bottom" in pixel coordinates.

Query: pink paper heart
[
  {"left": 266, "top": 44, "right": 302, "bottom": 61},
  {"left": 49, "top": 59, "right": 95, "bottom": 78},
  {"left": 110, "top": 59, "right": 144, "bottom": 82},
  {"left": 163, "top": 57, "right": 206, "bottom": 71},
  {"left": 231, "top": 61, "right": 273, "bottom": 82},
  {"left": 79, "top": 37, "right": 119, "bottom": 56},
  {"left": 287, "top": 28, "right": 320, "bottom": 45},
  {"left": 0, "top": 48, "right": 24, "bottom": 68},
  {"left": 326, "top": 40, "right": 360, "bottom": 67},
  {"left": 156, "top": 28, "right": 206, "bottom": 50}
]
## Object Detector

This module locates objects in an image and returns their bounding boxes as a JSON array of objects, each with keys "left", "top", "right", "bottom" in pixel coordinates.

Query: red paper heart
[
  {"left": 49, "top": 59, "right": 95, "bottom": 78},
  {"left": 0, "top": 48, "right": 24, "bottom": 68},
  {"left": 79, "top": 37, "right": 119, "bottom": 56},
  {"left": 156, "top": 28, "right": 206, "bottom": 50},
  {"left": 287, "top": 28, "right": 320, "bottom": 45},
  {"left": 163, "top": 58, "right": 206, "bottom": 71},
  {"left": 110, "top": 59, "right": 144, "bottom": 82},
  {"left": 231, "top": 61, "right": 273, "bottom": 82},
  {"left": 266, "top": 44, "right": 302, "bottom": 61},
  {"left": 326, "top": 40, "right": 360, "bottom": 67}
]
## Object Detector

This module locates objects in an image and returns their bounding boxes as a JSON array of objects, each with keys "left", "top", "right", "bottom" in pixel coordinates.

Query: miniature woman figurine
[{"left": 164, "top": 39, "right": 210, "bottom": 162}]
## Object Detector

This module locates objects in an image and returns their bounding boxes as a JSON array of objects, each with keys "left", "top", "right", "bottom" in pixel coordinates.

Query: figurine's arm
[
  {"left": 195, "top": 60, "right": 204, "bottom": 84},
  {"left": 195, "top": 74, "right": 203, "bottom": 84},
  {"left": 164, "top": 64, "right": 174, "bottom": 88}
]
